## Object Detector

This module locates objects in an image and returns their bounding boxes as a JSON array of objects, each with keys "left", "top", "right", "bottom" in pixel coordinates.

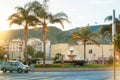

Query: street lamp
[
  {"left": 4, "top": 54, "right": 7, "bottom": 62},
  {"left": 112, "top": 9, "right": 116, "bottom": 80},
  {"left": 101, "top": 44, "right": 104, "bottom": 64}
]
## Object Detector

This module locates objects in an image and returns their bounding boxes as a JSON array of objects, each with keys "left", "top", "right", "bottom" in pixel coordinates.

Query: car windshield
[{"left": 18, "top": 62, "right": 25, "bottom": 66}]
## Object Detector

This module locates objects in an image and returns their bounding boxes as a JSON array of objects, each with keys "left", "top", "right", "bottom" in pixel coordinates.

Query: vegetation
[
  {"left": 0, "top": 46, "right": 7, "bottom": 60},
  {"left": 8, "top": 3, "right": 39, "bottom": 61},
  {"left": 114, "top": 34, "right": 120, "bottom": 52},
  {"left": 34, "top": 51, "right": 43, "bottom": 58},
  {"left": 100, "top": 13, "right": 120, "bottom": 36},
  {"left": 27, "top": 45, "right": 43, "bottom": 58},
  {"left": 26, "top": 0, "right": 70, "bottom": 67},
  {"left": 34, "top": 63, "right": 117, "bottom": 68},
  {"left": 27, "top": 45, "right": 35, "bottom": 57},
  {"left": 53, "top": 53, "right": 64, "bottom": 63},
  {"left": 7, "top": 0, "right": 69, "bottom": 67},
  {"left": 0, "top": 25, "right": 111, "bottom": 44},
  {"left": 70, "top": 25, "right": 99, "bottom": 60},
  {"left": 114, "top": 34, "right": 120, "bottom": 62}
]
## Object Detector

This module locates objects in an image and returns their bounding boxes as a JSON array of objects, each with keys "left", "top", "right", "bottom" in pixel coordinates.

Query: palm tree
[
  {"left": 101, "top": 15, "right": 120, "bottom": 35},
  {"left": 99, "top": 25, "right": 112, "bottom": 36},
  {"left": 8, "top": 5, "right": 39, "bottom": 61},
  {"left": 70, "top": 26, "right": 99, "bottom": 60},
  {"left": 27, "top": 0, "right": 70, "bottom": 67},
  {"left": 99, "top": 28, "right": 110, "bottom": 64}
]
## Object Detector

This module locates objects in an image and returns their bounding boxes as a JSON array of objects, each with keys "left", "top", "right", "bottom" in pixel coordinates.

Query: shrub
[{"left": 73, "top": 60, "right": 86, "bottom": 66}]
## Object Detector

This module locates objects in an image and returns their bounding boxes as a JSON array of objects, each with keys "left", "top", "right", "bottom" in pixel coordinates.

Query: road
[{"left": 0, "top": 70, "right": 120, "bottom": 80}]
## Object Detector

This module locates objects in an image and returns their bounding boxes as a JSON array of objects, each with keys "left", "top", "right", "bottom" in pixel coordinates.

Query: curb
[{"left": 30, "top": 68, "right": 117, "bottom": 72}]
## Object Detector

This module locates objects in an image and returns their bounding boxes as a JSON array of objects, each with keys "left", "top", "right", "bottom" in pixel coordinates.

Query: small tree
[
  {"left": 34, "top": 51, "right": 43, "bottom": 58},
  {"left": 114, "top": 34, "right": 120, "bottom": 63},
  {"left": 53, "top": 53, "right": 64, "bottom": 63},
  {"left": 27, "top": 45, "right": 34, "bottom": 58},
  {"left": 0, "top": 46, "right": 7, "bottom": 61}
]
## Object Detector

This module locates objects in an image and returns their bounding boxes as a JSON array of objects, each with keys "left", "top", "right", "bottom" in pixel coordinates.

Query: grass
[
  {"left": 34, "top": 63, "right": 119, "bottom": 68},
  {"left": 35, "top": 63, "right": 72, "bottom": 68}
]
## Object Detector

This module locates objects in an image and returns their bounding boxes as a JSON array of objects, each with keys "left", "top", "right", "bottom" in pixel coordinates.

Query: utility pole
[{"left": 112, "top": 9, "right": 116, "bottom": 80}]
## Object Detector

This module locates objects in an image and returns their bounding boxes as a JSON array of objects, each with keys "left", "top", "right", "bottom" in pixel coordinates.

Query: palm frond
[
  {"left": 54, "top": 12, "right": 68, "bottom": 19},
  {"left": 104, "top": 16, "right": 112, "bottom": 22}
]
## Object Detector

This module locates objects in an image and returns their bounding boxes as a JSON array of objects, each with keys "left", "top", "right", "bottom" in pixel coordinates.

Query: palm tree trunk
[
  {"left": 43, "top": 24, "right": 47, "bottom": 67},
  {"left": 83, "top": 41, "right": 86, "bottom": 61},
  {"left": 24, "top": 26, "right": 28, "bottom": 62}
]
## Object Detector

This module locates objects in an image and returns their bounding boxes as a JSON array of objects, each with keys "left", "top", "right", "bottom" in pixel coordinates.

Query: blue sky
[{"left": 0, "top": 0, "right": 120, "bottom": 31}]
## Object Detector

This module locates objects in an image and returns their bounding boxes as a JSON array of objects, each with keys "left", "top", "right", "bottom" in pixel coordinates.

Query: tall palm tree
[
  {"left": 27, "top": 0, "right": 70, "bottom": 67},
  {"left": 101, "top": 15, "right": 120, "bottom": 35},
  {"left": 8, "top": 5, "right": 39, "bottom": 61},
  {"left": 99, "top": 28, "right": 109, "bottom": 64},
  {"left": 99, "top": 25, "right": 112, "bottom": 35},
  {"left": 70, "top": 26, "right": 99, "bottom": 60}
]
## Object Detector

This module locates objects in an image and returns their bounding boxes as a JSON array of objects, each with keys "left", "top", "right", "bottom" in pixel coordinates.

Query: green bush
[{"left": 34, "top": 63, "right": 73, "bottom": 68}]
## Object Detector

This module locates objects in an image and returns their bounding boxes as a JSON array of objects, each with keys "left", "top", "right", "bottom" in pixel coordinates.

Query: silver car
[{"left": 1, "top": 60, "right": 30, "bottom": 73}]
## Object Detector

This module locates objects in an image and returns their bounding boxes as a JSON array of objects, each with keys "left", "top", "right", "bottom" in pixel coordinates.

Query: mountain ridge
[{"left": 0, "top": 25, "right": 110, "bottom": 44}]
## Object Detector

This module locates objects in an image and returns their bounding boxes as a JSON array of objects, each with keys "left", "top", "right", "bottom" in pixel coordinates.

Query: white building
[
  {"left": 8, "top": 39, "right": 25, "bottom": 60},
  {"left": 27, "top": 38, "right": 51, "bottom": 58},
  {"left": 51, "top": 43, "right": 114, "bottom": 61},
  {"left": 0, "top": 39, "right": 25, "bottom": 60}
]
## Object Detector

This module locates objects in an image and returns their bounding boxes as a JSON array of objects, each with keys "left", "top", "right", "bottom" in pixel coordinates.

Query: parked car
[{"left": 1, "top": 60, "right": 30, "bottom": 73}]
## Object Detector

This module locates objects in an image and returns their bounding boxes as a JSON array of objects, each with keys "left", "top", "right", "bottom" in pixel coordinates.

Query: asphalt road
[{"left": 0, "top": 70, "right": 120, "bottom": 80}]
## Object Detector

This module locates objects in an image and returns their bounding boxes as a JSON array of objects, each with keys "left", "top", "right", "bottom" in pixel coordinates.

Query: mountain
[{"left": 0, "top": 25, "right": 111, "bottom": 44}]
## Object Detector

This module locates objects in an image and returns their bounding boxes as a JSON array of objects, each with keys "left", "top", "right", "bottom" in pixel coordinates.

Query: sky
[{"left": 0, "top": 0, "right": 120, "bottom": 31}]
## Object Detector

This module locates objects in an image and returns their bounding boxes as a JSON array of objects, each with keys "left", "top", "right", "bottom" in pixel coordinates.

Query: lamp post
[
  {"left": 4, "top": 55, "right": 7, "bottom": 62},
  {"left": 112, "top": 9, "right": 116, "bottom": 80},
  {"left": 101, "top": 44, "right": 104, "bottom": 64}
]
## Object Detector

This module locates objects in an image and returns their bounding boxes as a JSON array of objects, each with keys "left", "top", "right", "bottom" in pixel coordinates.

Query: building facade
[
  {"left": 0, "top": 39, "right": 25, "bottom": 60},
  {"left": 27, "top": 38, "right": 51, "bottom": 58},
  {"left": 0, "top": 38, "right": 51, "bottom": 61},
  {"left": 51, "top": 43, "right": 113, "bottom": 61}
]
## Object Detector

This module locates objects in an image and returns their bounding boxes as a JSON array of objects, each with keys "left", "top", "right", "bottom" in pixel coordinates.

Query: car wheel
[
  {"left": 17, "top": 68, "right": 23, "bottom": 73},
  {"left": 2, "top": 68, "right": 6, "bottom": 73},
  {"left": 10, "top": 71, "right": 13, "bottom": 73},
  {"left": 24, "top": 70, "right": 29, "bottom": 73}
]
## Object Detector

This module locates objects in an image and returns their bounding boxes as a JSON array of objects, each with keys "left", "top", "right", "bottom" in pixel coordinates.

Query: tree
[
  {"left": 53, "top": 53, "right": 64, "bottom": 63},
  {"left": 34, "top": 51, "right": 43, "bottom": 58},
  {"left": 27, "top": 0, "right": 70, "bottom": 67},
  {"left": 114, "top": 34, "right": 120, "bottom": 62},
  {"left": 114, "top": 34, "right": 120, "bottom": 52},
  {"left": 27, "top": 45, "right": 34, "bottom": 58},
  {"left": 99, "top": 25, "right": 112, "bottom": 36},
  {"left": 8, "top": 4, "right": 39, "bottom": 61},
  {"left": 101, "top": 15, "right": 120, "bottom": 36},
  {"left": 70, "top": 26, "right": 99, "bottom": 60},
  {"left": 99, "top": 28, "right": 110, "bottom": 64},
  {"left": 0, "top": 46, "right": 7, "bottom": 61}
]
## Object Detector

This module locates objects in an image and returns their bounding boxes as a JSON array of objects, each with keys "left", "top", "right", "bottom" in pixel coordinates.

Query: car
[{"left": 1, "top": 60, "right": 30, "bottom": 73}]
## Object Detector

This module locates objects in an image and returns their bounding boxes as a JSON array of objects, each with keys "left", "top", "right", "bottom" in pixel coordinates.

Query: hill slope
[{"left": 0, "top": 25, "right": 111, "bottom": 44}]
